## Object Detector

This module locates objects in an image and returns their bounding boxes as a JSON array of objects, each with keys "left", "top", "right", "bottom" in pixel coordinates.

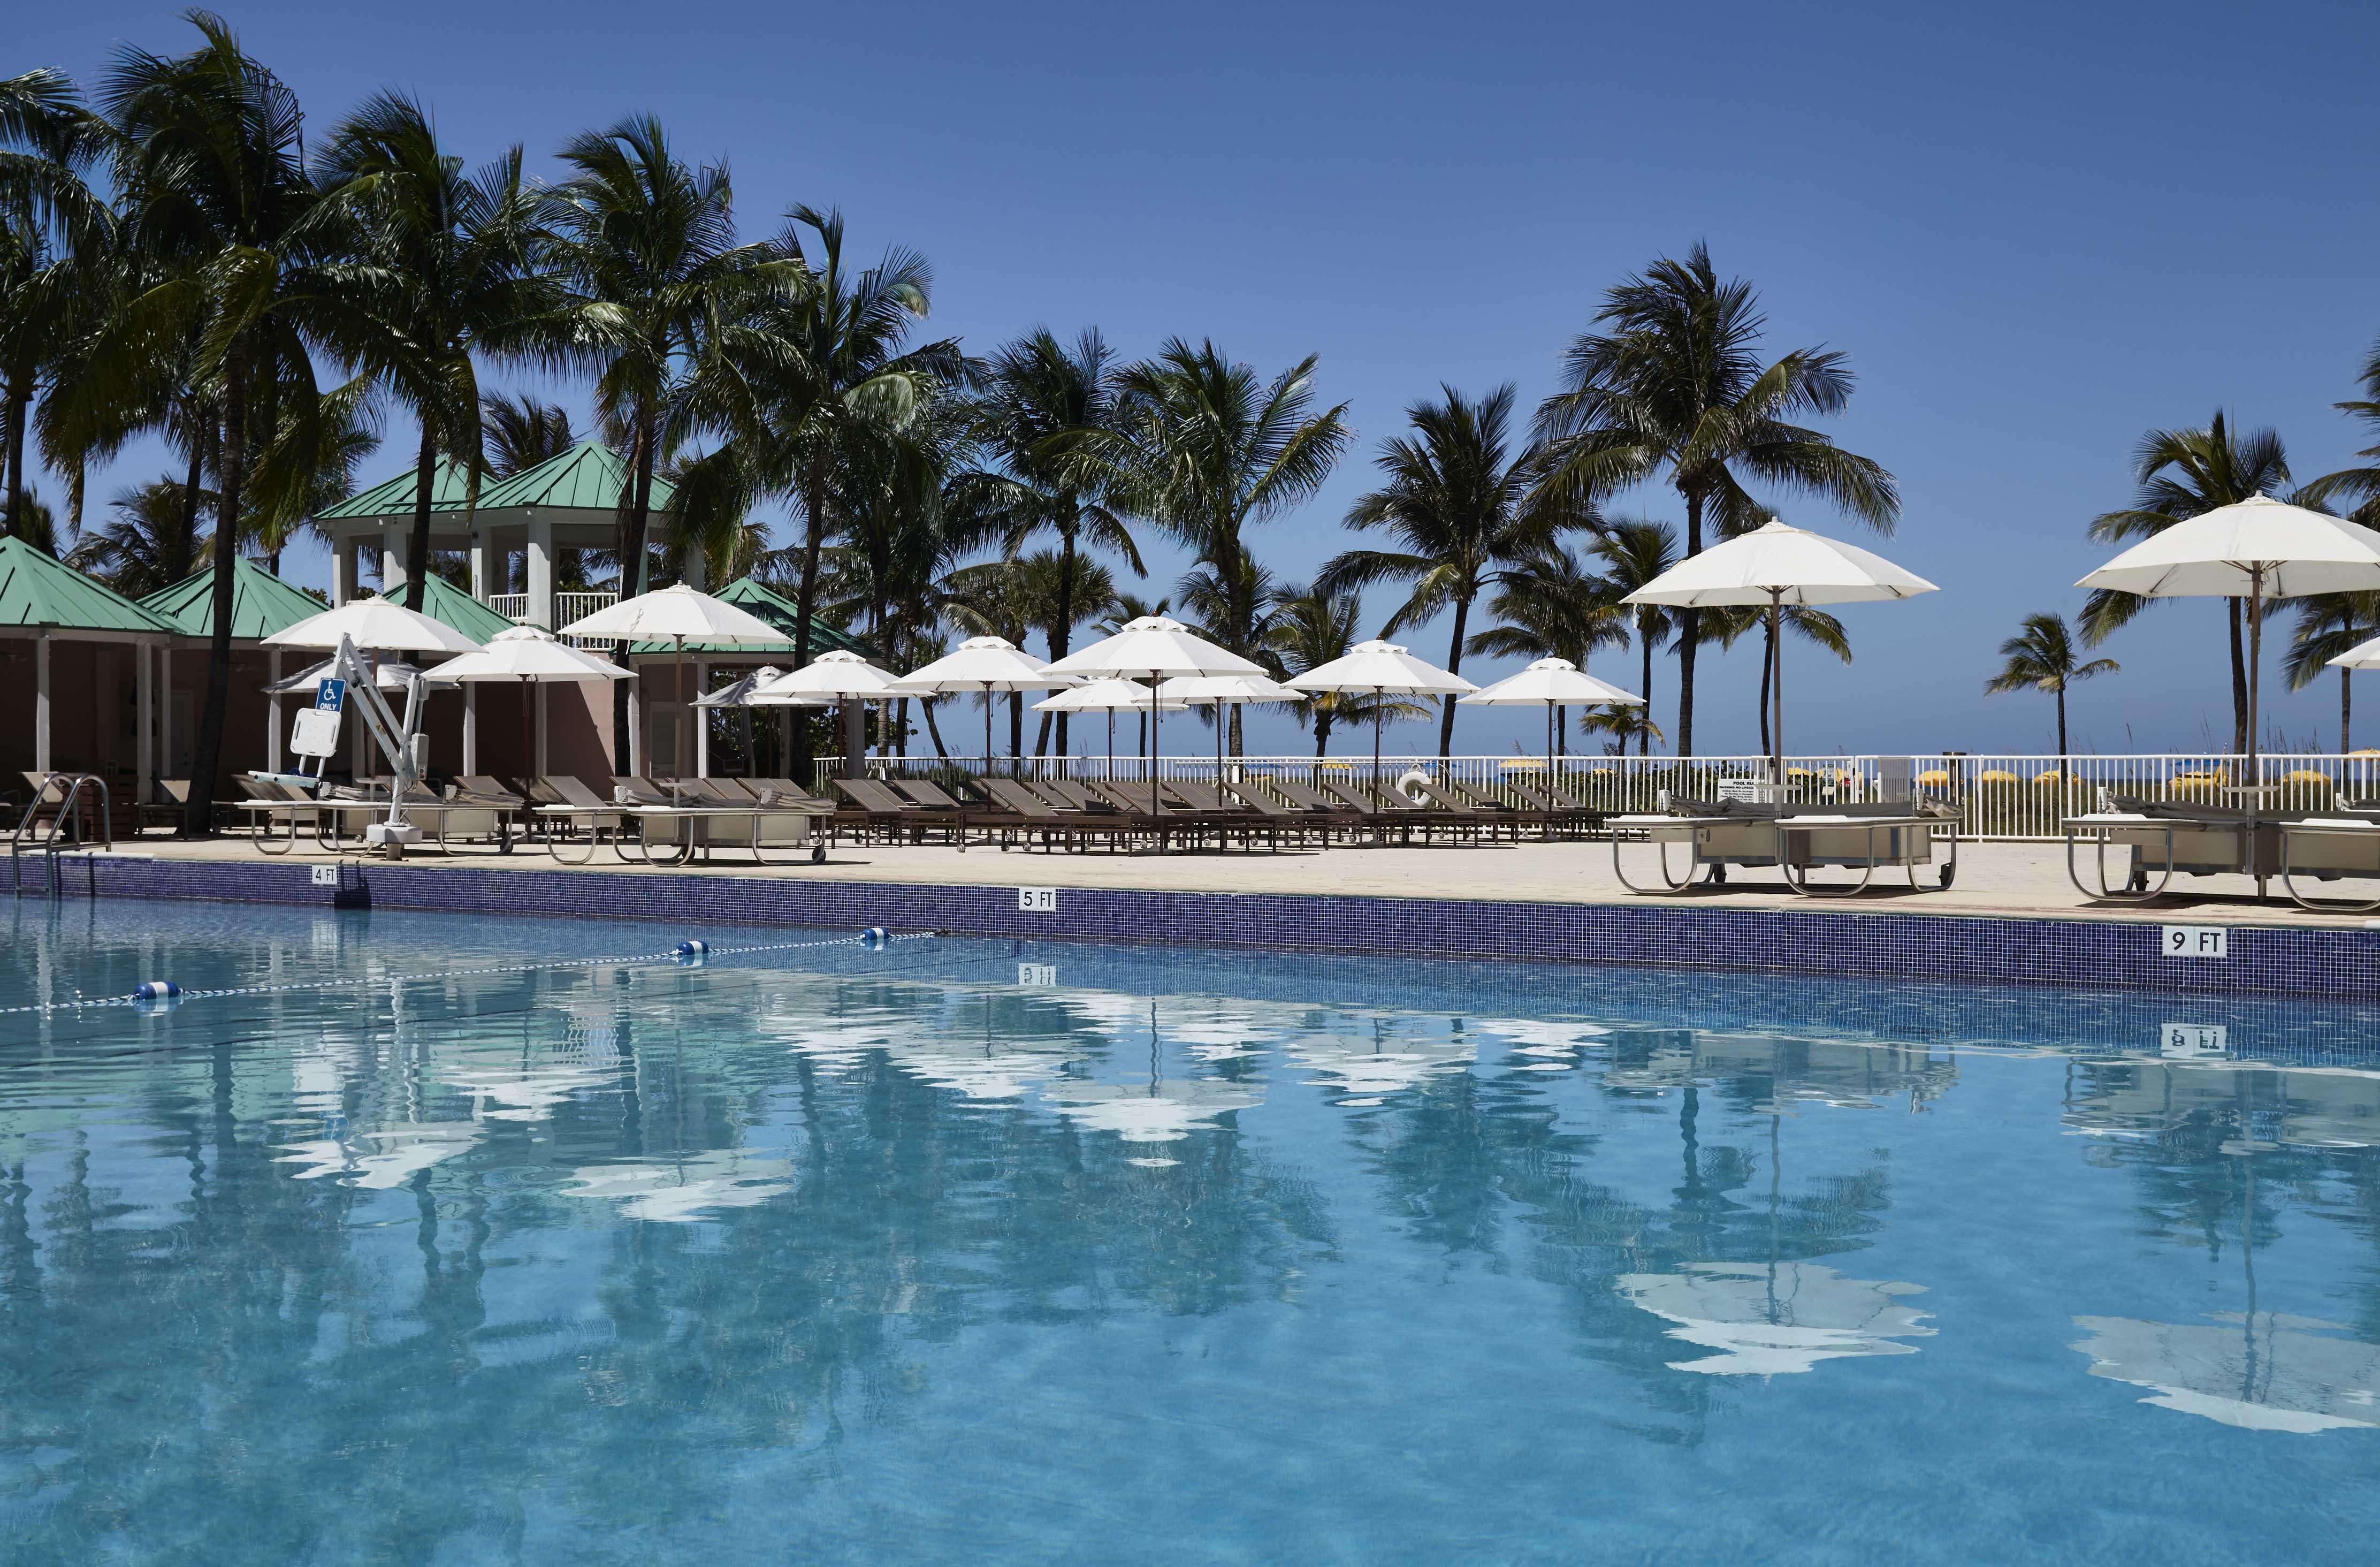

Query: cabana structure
[
  {"left": 0, "top": 536, "right": 181, "bottom": 809},
  {"left": 141, "top": 554, "right": 330, "bottom": 785}
]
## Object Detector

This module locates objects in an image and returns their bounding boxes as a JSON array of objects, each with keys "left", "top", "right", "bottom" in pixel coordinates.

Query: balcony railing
[{"left": 479, "top": 590, "right": 617, "bottom": 647}]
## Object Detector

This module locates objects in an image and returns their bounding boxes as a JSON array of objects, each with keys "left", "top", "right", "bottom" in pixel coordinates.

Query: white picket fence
[{"left": 848, "top": 752, "right": 2380, "bottom": 841}]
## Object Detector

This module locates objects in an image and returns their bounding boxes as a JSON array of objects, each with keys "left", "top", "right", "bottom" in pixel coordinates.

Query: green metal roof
[
  {"left": 315, "top": 458, "right": 479, "bottom": 521},
  {"left": 369, "top": 573, "right": 517, "bottom": 644},
  {"left": 0, "top": 535, "right": 179, "bottom": 634},
  {"left": 140, "top": 556, "right": 326, "bottom": 641},
  {"left": 474, "top": 440, "right": 676, "bottom": 515},
  {"left": 627, "top": 576, "right": 869, "bottom": 657}
]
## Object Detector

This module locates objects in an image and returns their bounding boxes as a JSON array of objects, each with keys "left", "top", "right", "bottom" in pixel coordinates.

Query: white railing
[
  {"left": 844, "top": 752, "right": 2380, "bottom": 840},
  {"left": 478, "top": 590, "right": 618, "bottom": 646}
]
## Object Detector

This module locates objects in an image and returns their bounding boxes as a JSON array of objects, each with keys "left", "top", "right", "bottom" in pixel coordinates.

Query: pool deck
[{"left": 80, "top": 832, "right": 2380, "bottom": 929}]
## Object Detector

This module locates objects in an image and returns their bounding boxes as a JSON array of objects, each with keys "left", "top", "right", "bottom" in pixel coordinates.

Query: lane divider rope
[{"left": 0, "top": 930, "right": 932, "bottom": 1018}]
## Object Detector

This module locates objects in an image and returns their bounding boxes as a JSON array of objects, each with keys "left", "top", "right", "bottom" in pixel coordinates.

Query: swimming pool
[{"left": 5, "top": 899, "right": 2377, "bottom": 1565}]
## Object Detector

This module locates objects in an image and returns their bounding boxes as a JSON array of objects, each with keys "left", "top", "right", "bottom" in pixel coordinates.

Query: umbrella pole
[
  {"left": 2248, "top": 568, "right": 2266, "bottom": 897},
  {"left": 673, "top": 635, "right": 685, "bottom": 802},
  {"left": 1769, "top": 591, "right": 1784, "bottom": 792}
]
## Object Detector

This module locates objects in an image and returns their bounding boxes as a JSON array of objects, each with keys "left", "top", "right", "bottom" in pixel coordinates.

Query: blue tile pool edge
[{"left": 41, "top": 854, "right": 2377, "bottom": 1000}]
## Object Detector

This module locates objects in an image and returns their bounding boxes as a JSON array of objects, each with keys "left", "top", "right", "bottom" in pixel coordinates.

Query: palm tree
[
  {"left": 2285, "top": 593, "right": 2380, "bottom": 752},
  {"left": 1466, "top": 544, "right": 1629, "bottom": 755},
  {"left": 969, "top": 327, "right": 1143, "bottom": 755},
  {"left": 1531, "top": 242, "right": 1897, "bottom": 756},
  {"left": 100, "top": 14, "right": 357, "bottom": 834},
  {"left": 1319, "top": 384, "right": 1576, "bottom": 757},
  {"left": 2080, "top": 412, "right": 2291, "bottom": 752},
  {"left": 1581, "top": 705, "right": 1662, "bottom": 756},
  {"left": 1264, "top": 581, "right": 1427, "bottom": 758},
  {"left": 1709, "top": 599, "right": 1852, "bottom": 757},
  {"left": 1590, "top": 521, "right": 1681, "bottom": 756},
  {"left": 69, "top": 475, "right": 199, "bottom": 594},
  {"left": 315, "top": 93, "right": 545, "bottom": 613},
  {"left": 945, "top": 550, "right": 1122, "bottom": 756},
  {"left": 479, "top": 391, "right": 576, "bottom": 478},
  {"left": 534, "top": 113, "right": 792, "bottom": 758},
  {"left": 0, "top": 66, "right": 111, "bottom": 541},
  {"left": 1096, "top": 338, "right": 1351, "bottom": 754},
  {"left": 1983, "top": 611, "right": 2117, "bottom": 757},
  {"left": 2309, "top": 339, "right": 2380, "bottom": 526}
]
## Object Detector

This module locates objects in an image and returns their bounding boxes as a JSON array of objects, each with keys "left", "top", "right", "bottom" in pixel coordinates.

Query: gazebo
[
  {"left": 0, "top": 536, "right": 180, "bottom": 807},
  {"left": 312, "top": 441, "right": 685, "bottom": 633}
]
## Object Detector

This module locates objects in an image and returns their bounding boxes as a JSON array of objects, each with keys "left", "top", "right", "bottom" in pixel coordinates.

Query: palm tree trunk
[
  {"left": 791, "top": 451, "right": 830, "bottom": 780},
  {"left": 2056, "top": 687, "right": 2068, "bottom": 760},
  {"left": 185, "top": 337, "right": 251, "bottom": 837},
  {"left": 171, "top": 432, "right": 205, "bottom": 582},
  {"left": 2228, "top": 599, "right": 2247, "bottom": 754},
  {"left": 403, "top": 421, "right": 436, "bottom": 612},
  {"left": 1438, "top": 594, "right": 1471, "bottom": 759},
  {"left": 612, "top": 408, "right": 656, "bottom": 772},
  {"left": 1315, "top": 707, "right": 1332, "bottom": 759},
  {"left": 1757, "top": 622, "right": 1773, "bottom": 756},
  {"left": 921, "top": 697, "right": 947, "bottom": 759},
  {"left": 1009, "top": 691, "right": 1023, "bottom": 761},
  {"left": 1677, "top": 487, "right": 1704, "bottom": 757},
  {"left": 895, "top": 696, "right": 910, "bottom": 757},
  {"left": 1, "top": 372, "right": 25, "bottom": 539},
  {"left": 2344, "top": 668, "right": 2353, "bottom": 754},
  {"left": 1052, "top": 518, "right": 1077, "bottom": 756},
  {"left": 1639, "top": 620, "right": 1654, "bottom": 759}
]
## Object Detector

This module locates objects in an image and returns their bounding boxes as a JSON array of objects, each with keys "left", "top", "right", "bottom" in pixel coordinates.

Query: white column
[
  {"left": 463, "top": 684, "right": 478, "bottom": 774},
  {"left": 332, "top": 536, "right": 357, "bottom": 606},
  {"left": 525, "top": 512, "right": 554, "bottom": 629},
  {"left": 680, "top": 543, "right": 706, "bottom": 592},
  {"left": 469, "top": 529, "right": 491, "bottom": 602},
  {"left": 627, "top": 674, "right": 644, "bottom": 779},
  {"left": 136, "top": 638, "right": 154, "bottom": 807},
  {"left": 381, "top": 524, "right": 409, "bottom": 594},
  {"left": 268, "top": 649, "right": 283, "bottom": 772},
  {"left": 158, "top": 646, "right": 173, "bottom": 780},
  {"left": 34, "top": 631, "right": 52, "bottom": 774}
]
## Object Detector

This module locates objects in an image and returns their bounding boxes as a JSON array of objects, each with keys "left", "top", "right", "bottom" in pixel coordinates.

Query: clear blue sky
[{"left": 21, "top": 1, "right": 2380, "bottom": 757}]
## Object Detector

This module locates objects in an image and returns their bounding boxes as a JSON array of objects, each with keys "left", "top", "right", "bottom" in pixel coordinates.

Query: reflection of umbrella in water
[
  {"left": 563, "top": 1147, "right": 794, "bottom": 1223},
  {"left": 1285, "top": 1015, "right": 1476, "bottom": 1102},
  {"left": 1041, "top": 999, "right": 1263, "bottom": 1163},
  {"left": 1618, "top": 1092, "right": 1933, "bottom": 1375},
  {"left": 2071, "top": 1140, "right": 2380, "bottom": 1432},
  {"left": 1473, "top": 1018, "right": 1613, "bottom": 1071},
  {"left": 274, "top": 1124, "right": 479, "bottom": 1190},
  {"left": 1616, "top": 1262, "right": 1934, "bottom": 1375}
]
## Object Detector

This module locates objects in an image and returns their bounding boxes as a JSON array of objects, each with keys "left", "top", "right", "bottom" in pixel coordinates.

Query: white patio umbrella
[
  {"left": 692, "top": 667, "right": 788, "bottom": 707},
  {"left": 431, "top": 625, "right": 632, "bottom": 781},
  {"left": 1046, "top": 616, "right": 1266, "bottom": 818},
  {"left": 893, "top": 636, "right": 1077, "bottom": 774},
  {"left": 559, "top": 584, "right": 789, "bottom": 794},
  {"left": 1033, "top": 679, "right": 1190, "bottom": 774},
  {"left": 262, "top": 596, "right": 484, "bottom": 655},
  {"left": 1625, "top": 518, "right": 1936, "bottom": 785},
  {"left": 756, "top": 650, "right": 915, "bottom": 773},
  {"left": 2080, "top": 495, "right": 2380, "bottom": 778},
  {"left": 266, "top": 658, "right": 457, "bottom": 696},
  {"left": 1286, "top": 640, "right": 1476, "bottom": 790},
  {"left": 1458, "top": 658, "right": 1644, "bottom": 767},
  {"left": 1156, "top": 673, "right": 1304, "bottom": 788}
]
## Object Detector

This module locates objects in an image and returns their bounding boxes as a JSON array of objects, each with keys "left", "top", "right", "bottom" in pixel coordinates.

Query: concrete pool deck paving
[{"left": 82, "top": 833, "right": 2380, "bottom": 929}]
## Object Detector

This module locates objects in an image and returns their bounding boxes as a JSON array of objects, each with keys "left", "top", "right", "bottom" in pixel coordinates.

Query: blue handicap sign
[{"left": 316, "top": 678, "right": 347, "bottom": 712}]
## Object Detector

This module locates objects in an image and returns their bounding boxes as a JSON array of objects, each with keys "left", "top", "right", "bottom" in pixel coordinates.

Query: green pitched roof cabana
[
  {"left": 476, "top": 440, "right": 676, "bottom": 513},
  {"left": 0, "top": 535, "right": 178, "bottom": 636},
  {"left": 368, "top": 573, "right": 516, "bottom": 645},
  {"left": 141, "top": 556, "right": 326, "bottom": 642},
  {"left": 627, "top": 576, "right": 869, "bottom": 658},
  {"left": 314, "top": 458, "right": 479, "bottom": 524}
]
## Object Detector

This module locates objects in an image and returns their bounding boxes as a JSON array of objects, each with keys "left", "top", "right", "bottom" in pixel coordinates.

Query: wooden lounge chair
[
  {"left": 977, "top": 776, "right": 1108, "bottom": 851},
  {"left": 1436, "top": 779, "right": 1543, "bottom": 839},
  {"left": 832, "top": 777, "right": 956, "bottom": 842},
  {"left": 1163, "top": 780, "right": 1285, "bottom": 851},
  {"left": 890, "top": 778, "right": 968, "bottom": 812},
  {"left": 1038, "top": 779, "right": 1123, "bottom": 814}
]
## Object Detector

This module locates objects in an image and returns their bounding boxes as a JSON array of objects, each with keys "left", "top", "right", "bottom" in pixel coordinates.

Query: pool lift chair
[{"left": 247, "top": 633, "right": 434, "bottom": 858}]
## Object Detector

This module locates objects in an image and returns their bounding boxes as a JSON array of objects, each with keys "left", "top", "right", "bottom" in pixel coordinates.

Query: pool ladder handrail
[{"left": 10, "top": 772, "right": 112, "bottom": 896}]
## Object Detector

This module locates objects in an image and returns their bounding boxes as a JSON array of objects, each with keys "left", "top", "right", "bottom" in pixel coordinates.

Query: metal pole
[{"left": 1770, "top": 589, "right": 1784, "bottom": 789}]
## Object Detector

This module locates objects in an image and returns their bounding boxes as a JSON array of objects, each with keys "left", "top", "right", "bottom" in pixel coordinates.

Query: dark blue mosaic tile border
[{"left": 60, "top": 855, "right": 2380, "bottom": 1000}]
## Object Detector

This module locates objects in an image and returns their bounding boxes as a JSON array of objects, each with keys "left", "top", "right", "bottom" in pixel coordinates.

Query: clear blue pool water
[{"left": 5, "top": 899, "right": 2380, "bottom": 1565}]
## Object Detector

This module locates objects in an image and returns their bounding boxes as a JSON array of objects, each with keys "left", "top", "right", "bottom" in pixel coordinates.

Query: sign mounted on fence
[
  {"left": 1017, "top": 887, "right": 1058, "bottom": 912},
  {"left": 2162, "top": 926, "right": 2229, "bottom": 959}
]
